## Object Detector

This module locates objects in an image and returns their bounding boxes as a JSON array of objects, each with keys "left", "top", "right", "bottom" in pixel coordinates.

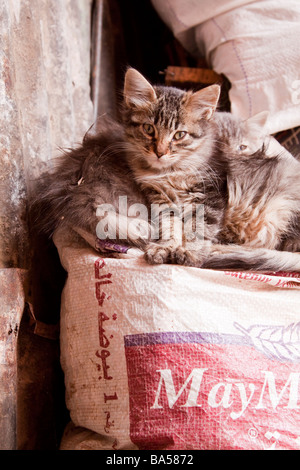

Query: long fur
[
  {"left": 31, "top": 69, "right": 300, "bottom": 272},
  {"left": 122, "top": 69, "right": 300, "bottom": 272},
  {"left": 29, "top": 116, "right": 149, "bottom": 249}
]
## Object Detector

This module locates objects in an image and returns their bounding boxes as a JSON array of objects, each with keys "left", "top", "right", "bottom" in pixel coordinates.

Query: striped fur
[
  {"left": 123, "top": 69, "right": 300, "bottom": 271},
  {"left": 32, "top": 68, "right": 300, "bottom": 272}
]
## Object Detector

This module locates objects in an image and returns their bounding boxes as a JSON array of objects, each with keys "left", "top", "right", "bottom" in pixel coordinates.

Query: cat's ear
[
  {"left": 124, "top": 68, "right": 157, "bottom": 108},
  {"left": 185, "top": 84, "right": 220, "bottom": 120},
  {"left": 244, "top": 111, "right": 269, "bottom": 130}
]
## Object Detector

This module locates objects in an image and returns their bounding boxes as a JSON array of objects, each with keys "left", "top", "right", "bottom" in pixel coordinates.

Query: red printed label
[{"left": 124, "top": 330, "right": 300, "bottom": 450}]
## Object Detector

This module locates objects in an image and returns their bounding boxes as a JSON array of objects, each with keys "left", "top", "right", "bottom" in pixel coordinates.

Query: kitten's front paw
[
  {"left": 145, "top": 244, "right": 172, "bottom": 264},
  {"left": 145, "top": 242, "right": 210, "bottom": 266},
  {"left": 172, "top": 246, "right": 198, "bottom": 266},
  {"left": 173, "top": 246, "right": 209, "bottom": 267}
]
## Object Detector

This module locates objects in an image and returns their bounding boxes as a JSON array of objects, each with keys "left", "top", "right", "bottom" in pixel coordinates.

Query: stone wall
[{"left": 0, "top": 0, "right": 93, "bottom": 449}]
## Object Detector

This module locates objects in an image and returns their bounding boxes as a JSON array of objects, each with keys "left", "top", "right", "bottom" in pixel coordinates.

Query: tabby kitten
[{"left": 122, "top": 68, "right": 300, "bottom": 272}]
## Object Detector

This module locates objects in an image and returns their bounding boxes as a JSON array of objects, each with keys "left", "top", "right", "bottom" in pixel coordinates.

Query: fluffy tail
[{"left": 201, "top": 244, "right": 300, "bottom": 272}]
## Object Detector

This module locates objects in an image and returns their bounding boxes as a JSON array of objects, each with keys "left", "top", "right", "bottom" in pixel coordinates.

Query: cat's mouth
[{"left": 148, "top": 151, "right": 178, "bottom": 169}]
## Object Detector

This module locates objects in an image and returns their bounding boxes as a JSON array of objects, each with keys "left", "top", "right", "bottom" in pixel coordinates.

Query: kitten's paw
[
  {"left": 145, "top": 245, "right": 171, "bottom": 264},
  {"left": 172, "top": 246, "right": 198, "bottom": 266},
  {"left": 145, "top": 242, "right": 209, "bottom": 266},
  {"left": 173, "top": 246, "right": 210, "bottom": 267},
  {"left": 145, "top": 241, "right": 182, "bottom": 264},
  {"left": 171, "top": 246, "right": 187, "bottom": 264}
]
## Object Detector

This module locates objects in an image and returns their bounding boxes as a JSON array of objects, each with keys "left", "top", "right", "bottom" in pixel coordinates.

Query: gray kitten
[
  {"left": 214, "top": 110, "right": 292, "bottom": 159},
  {"left": 31, "top": 116, "right": 151, "bottom": 251}
]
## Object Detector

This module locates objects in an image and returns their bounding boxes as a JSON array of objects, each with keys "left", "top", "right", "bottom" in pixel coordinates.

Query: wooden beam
[{"left": 165, "top": 66, "right": 223, "bottom": 87}]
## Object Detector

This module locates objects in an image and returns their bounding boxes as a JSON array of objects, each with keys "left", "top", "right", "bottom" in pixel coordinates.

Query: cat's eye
[
  {"left": 142, "top": 123, "right": 155, "bottom": 136},
  {"left": 173, "top": 131, "right": 187, "bottom": 141},
  {"left": 238, "top": 144, "right": 248, "bottom": 151}
]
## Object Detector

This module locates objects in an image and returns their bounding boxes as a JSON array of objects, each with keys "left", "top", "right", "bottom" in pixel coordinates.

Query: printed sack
[{"left": 55, "top": 228, "right": 300, "bottom": 450}]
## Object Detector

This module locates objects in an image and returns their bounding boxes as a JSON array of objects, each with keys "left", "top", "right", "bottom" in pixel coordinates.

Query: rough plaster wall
[
  {"left": 0, "top": 0, "right": 94, "bottom": 449},
  {"left": 1, "top": 0, "right": 94, "bottom": 267}
]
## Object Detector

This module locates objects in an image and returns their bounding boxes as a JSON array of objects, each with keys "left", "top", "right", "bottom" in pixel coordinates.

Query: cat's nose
[
  {"left": 156, "top": 143, "right": 168, "bottom": 158},
  {"left": 156, "top": 150, "right": 165, "bottom": 159}
]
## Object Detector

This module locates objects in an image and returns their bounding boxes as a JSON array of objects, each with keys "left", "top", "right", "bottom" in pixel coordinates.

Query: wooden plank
[{"left": 165, "top": 65, "right": 223, "bottom": 87}]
